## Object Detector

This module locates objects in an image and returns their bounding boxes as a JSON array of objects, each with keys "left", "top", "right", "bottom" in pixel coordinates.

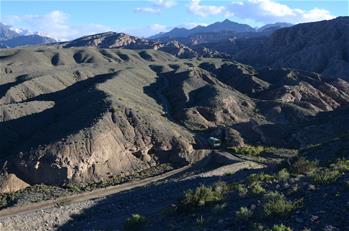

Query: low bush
[
  {"left": 289, "top": 157, "right": 318, "bottom": 175},
  {"left": 276, "top": 169, "right": 290, "bottom": 182},
  {"left": 262, "top": 192, "right": 299, "bottom": 217},
  {"left": 124, "top": 214, "right": 147, "bottom": 231},
  {"left": 229, "top": 145, "right": 265, "bottom": 156},
  {"left": 177, "top": 183, "right": 226, "bottom": 213},
  {"left": 249, "top": 182, "right": 266, "bottom": 195},
  {"left": 248, "top": 173, "right": 274, "bottom": 183}
]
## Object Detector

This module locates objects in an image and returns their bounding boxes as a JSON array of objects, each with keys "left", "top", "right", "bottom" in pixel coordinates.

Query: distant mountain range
[
  {"left": 0, "top": 23, "right": 56, "bottom": 48},
  {"left": 149, "top": 20, "right": 292, "bottom": 41}
]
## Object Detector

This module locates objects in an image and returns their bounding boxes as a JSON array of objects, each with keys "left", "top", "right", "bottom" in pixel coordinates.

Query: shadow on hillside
[
  {"left": 0, "top": 72, "right": 117, "bottom": 183},
  {"left": 56, "top": 165, "right": 263, "bottom": 231},
  {"left": 0, "top": 74, "right": 30, "bottom": 99}
]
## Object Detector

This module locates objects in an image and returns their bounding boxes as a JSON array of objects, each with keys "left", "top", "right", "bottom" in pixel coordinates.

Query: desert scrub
[
  {"left": 262, "top": 192, "right": 300, "bottom": 217},
  {"left": 269, "top": 224, "right": 293, "bottom": 231},
  {"left": 312, "top": 168, "right": 340, "bottom": 184},
  {"left": 124, "top": 214, "right": 147, "bottom": 231},
  {"left": 331, "top": 159, "right": 349, "bottom": 172},
  {"left": 235, "top": 206, "right": 254, "bottom": 221},
  {"left": 231, "top": 183, "right": 248, "bottom": 197},
  {"left": 248, "top": 173, "right": 274, "bottom": 183},
  {"left": 276, "top": 169, "right": 290, "bottom": 182},
  {"left": 177, "top": 182, "right": 227, "bottom": 212},
  {"left": 249, "top": 182, "right": 266, "bottom": 195},
  {"left": 229, "top": 145, "right": 265, "bottom": 156},
  {"left": 288, "top": 157, "right": 318, "bottom": 175}
]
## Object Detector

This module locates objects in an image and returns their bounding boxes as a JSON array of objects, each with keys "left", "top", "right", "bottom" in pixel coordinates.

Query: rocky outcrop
[{"left": 0, "top": 174, "right": 30, "bottom": 193}]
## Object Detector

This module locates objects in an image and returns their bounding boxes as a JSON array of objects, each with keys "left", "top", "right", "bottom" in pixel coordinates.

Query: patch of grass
[
  {"left": 262, "top": 192, "right": 300, "bottom": 218},
  {"left": 229, "top": 145, "right": 265, "bottom": 156},
  {"left": 124, "top": 214, "right": 147, "bottom": 231},
  {"left": 177, "top": 183, "right": 227, "bottom": 213},
  {"left": 312, "top": 168, "right": 341, "bottom": 184}
]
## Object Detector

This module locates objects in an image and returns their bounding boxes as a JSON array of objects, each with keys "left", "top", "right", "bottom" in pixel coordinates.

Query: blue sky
[{"left": 1, "top": 0, "right": 348, "bottom": 40}]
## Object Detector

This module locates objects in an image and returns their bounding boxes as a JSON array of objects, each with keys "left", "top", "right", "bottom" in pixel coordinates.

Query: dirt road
[{"left": 0, "top": 165, "right": 191, "bottom": 219}]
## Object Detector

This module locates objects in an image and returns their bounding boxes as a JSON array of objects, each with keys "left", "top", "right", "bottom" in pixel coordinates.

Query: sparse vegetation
[
  {"left": 249, "top": 182, "right": 266, "bottom": 195},
  {"left": 231, "top": 183, "right": 248, "bottom": 197},
  {"left": 331, "top": 159, "right": 349, "bottom": 172},
  {"left": 124, "top": 214, "right": 147, "bottom": 231},
  {"left": 248, "top": 173, "right": 274, "bottom": 183},
  {"left": 288, "top": 157, "right": 318, "bottom": 175},
  {"left": 235, "top": 206, "right": 254, "bottom": 221},
  {"left": 177, "top": 183, "right": 227, "bottom": 213},
  {"left": 262, "top": 192, "right": 300, "bottom": 217},
  {"left": 276, "top": 169, "right": 290, "bottom": 182},
  {"left": 269, "top": 224, "right": 293, "bottom": 231},
  {"left": 312, "top": 168, "right": 340, "bottom": 184},
  {"left": 229, "top": 145, "right": 265, "bottom": 156}
]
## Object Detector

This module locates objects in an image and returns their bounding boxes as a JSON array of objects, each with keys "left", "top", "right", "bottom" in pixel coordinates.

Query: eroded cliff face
[{"left": 1, "top": 47, "right": 349, "bottom": 186}]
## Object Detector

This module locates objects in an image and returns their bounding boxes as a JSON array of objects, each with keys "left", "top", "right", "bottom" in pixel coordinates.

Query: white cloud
[
  {"left": 150, "top": 23, "right": 170, "bottom": 32},
  {"left": 188, "top": 0, "right": 227, "bottom": 17},
  {"left": 227, "top": 0, "right": 334, "bottom": 23},
  {"left": 134, "top": 7, "right": 161, "bottom": 14},
  {"left": 3, "top": 10, "right": 112, "bottom": 41},
  {"left": 151, "top": 0, "right": 176, "bottom": 8},
  {"left": 134, "top": 0, "right": 176, "bottom": 14}
]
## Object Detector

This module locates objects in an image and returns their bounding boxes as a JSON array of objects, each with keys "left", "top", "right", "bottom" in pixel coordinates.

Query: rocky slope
[
  {"left": 1, "top": 46, "right": 349, "bottom": 188},
  {"left": 231, "top": 17, "right": 349, "bottom": 80}
]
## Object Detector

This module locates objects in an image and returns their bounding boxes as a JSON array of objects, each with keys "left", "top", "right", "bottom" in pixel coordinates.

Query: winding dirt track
[{"left": 0, "top": 165, "right": 191, "bottom": 219}]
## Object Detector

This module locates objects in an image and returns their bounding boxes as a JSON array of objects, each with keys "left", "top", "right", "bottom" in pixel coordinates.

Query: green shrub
[
  {"left": 289, "top": 157, "right": 318, "bottom": 175},
  {"left": 248, "top": 173, "right": 274, "bottom": 183},
  {"left": 235, "top": 206, "right": 254, "bottom": 220},
  {"left": 270, "top": 224, "right": 293, "bottom": 231},
  {"left": 229, "top": 145, "right": 265, "bottom": 156},
  {"left": 262, "top": 192, "right": 298, "bottom": 217},
  {"left": 312, "top": 168, "right": 340, "bottom": 184},
  {"left": 250, "top": 182, "right": 266, "bottom": 195},
  {"left": 276, "top": 169, "right": 290, "bottom": 182},
  {"left": 177, "top": 183, "right": 226, "bottom": 212},
  {"left": 124, "top": 214, "right": 147, "bottom": 231}
]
